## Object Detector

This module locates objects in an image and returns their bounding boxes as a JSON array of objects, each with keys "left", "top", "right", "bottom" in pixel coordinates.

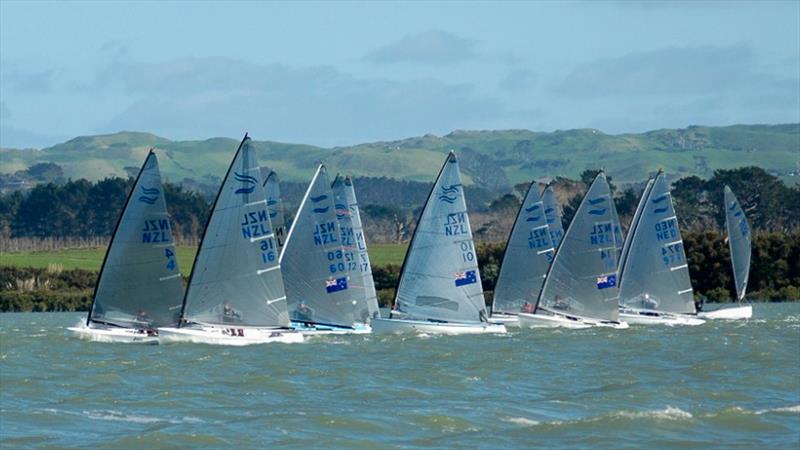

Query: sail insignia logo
[
  {"left": 138, "top": 186, "right": 159, "bottom": 204},
  {"left": 439, "top": 184, "right": 461, "bottom": 203},
  {"left": 234, "top": 172, "right": 257, "bottom": 195},
  {"left": 588, "top": 208, "right": 606, "bottom": 216},
  {"left": 524, "top": 204, "right": 541, "bottom": 212},
  {"left": 651, "top": 194, "right": 669, "bottom": 214},
  {"left": 526, "top": 215, "right": 542, "bottom": 222},
  {"left": 335, "top": 203, "right": 350, "bottom": 219},
  {"left": 587, "top": 197, "right": 606, "bottom": 215}
]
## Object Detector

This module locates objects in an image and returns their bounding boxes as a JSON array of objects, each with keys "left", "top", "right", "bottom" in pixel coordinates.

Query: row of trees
[{"left": 2, "top": 230, "right": 797, "bottom": 312}]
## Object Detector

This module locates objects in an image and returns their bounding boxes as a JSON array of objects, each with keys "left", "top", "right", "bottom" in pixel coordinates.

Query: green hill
[{"left": 2, "top": 124, "right": 798, "bottom": 188}]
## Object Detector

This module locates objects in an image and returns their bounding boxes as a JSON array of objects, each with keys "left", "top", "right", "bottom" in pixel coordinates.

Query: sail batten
[
  {"left": 536, "top": 172, "right": 621, "bottom": 321},
  {"left": 87, "top": 151, "right": 185, "bottom": 329},
  {"left": 393, "top": 152, "right": 486, "bottom": 323},
  {"left": 492, "top": 182, "right": 555, "bottom": 314},
  {"left": 180, "top": 137, "right": 289, "bottom": 328},
  {"left": 724, "top": 186, "right": 751, "bottom": 301},
  {"left": 618, "top": 171, "right": 695, "bottom": 314}
]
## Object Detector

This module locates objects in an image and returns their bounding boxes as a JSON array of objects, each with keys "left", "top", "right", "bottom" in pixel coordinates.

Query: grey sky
[{"left": 1, "top": 1, "right": 798, "bottom": 148}]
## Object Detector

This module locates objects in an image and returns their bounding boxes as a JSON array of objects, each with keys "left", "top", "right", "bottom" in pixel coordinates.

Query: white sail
[
  {"left": 332, "top": 175, "right": 380, "bottom": 321},
  {"left": 393, "top": 152, "right": 487, "bottom": 323},
  {"left": 87, "top": 150, "right": 184, "bottom": 329},
  {"left": 724, "top": 185, "right": 751, "bottom": 301},
  {"left": 537, "top": 172, "right": 621, "bottom": 321},
  {"left": 281, "top": 165, "right": 361, "bottom": 327},
  {"left": 618, "top": 178, "right": 655, "bottom": 284},
  {"left": 492, "top": 182, "right": 555, "bottom": 314},
  {"left": 180, "top": 136, "right": 289, "bottom": 328},
  {"left": 618, "top": 171, "right": 695, "bottom": 314},
  {"left": 542, "top": 183, "right": 564, "bottom": 248}
]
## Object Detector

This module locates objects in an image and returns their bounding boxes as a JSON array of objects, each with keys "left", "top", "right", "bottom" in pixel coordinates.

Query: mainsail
[
  {"left": 618, "top": 178, "right": 655, "bottom": 283},
  {"left": 263, "top": 170, "right": 287, "bottom": 253},
  {"left": 492, "top": 182, "right": 555, "bottom": 314},
  {"left": 617, "top": 171, "right": 695, "bottom": 314},
  {"left": 542, "top": 183, "right": 564, "bottom": 248},
  {"left": 393, "top": 152, "right": 487, "bottom": 323},
  {"left": 332, "top": 175, "right": 380, "bottom": 321},
  {"left": 180, "top": 135, "right": 289, "bottom": 328},
  {"left": 724, "top": 185, "right": 751, "bottom": 301},
  {"left": 281, "top": 165, "right": 360, "bottom": 327},
  {"left": 536, "top": 172, "right": 621, "bottom": 321},
  {"left": 88, "top": 150, "right": 184, "bottom": 328}
]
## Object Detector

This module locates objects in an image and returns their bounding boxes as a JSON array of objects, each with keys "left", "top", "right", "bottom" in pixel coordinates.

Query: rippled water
[{"left": 1, "top": 304, "right": 799, "bottom": 449}]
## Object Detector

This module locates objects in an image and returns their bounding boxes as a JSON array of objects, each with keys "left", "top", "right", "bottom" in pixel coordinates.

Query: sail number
[
  {"left": 528, "top": 227, "right": 550, "bottom": 249},
  {"left": 460, "top": 241, "right": 475, "bottom": 262},
  {"left": 260, "top": 239, "right": 276, "bottom": 263},
  {"left": 327, "top": 249, "right": 353, "bottom": 274},
  {"left": 444, "top": 212, "right": 468, "bottom": 236},
  {"left": 662, "top": 242, "right": 684, "bottom": 267},
  {"left": 654, "top": 218, "right": 679, "bottom": 241}
]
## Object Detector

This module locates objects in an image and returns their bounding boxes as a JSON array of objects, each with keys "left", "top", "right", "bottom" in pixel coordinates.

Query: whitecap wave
[
  {"left": 614, "top": 406, "right": 693, "bottom": 420},
  {"left": 755, "top": 405, "right": 800, "bottom": 415},
  {"left": 503, "top": 416, "right": 541, "bottom": 426}
]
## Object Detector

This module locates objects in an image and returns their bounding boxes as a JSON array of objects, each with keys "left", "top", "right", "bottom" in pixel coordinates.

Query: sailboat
[
  {"left": 262, "top": 170, "right": 288, "bottom": 253},
  {"left": 617, "top": 171, "right": 705, "bottom": 326},
  {"left": 490, "top": 181, "right": 556, "bottom": 326},
  {"left": 332, "top": 175, "right": 381, "bottom": 322},
  {"left": 69, "top": 150, "right": 184, "bottom": 343},
  {"left": 518, "top": 171, "right": 629, "bottom": 329},
  {"left": 280, "top": 165, "right": 371, "bottom": 335},
  {"left": 697, "top": 186, "right": 753, "bottom": 320},
  {"left": 158, "top": 135, "right": 302, "bottom": 345},
  {"left": 372, "top": 152, "right": 506, "bottom": 334}
]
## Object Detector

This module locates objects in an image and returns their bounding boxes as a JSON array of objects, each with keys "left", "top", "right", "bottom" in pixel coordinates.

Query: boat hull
[
  {"left": 372, "top": 318, "right": 507, "bottom": 335},
  {"left": 517, "top": 312, "right": 629, "bottom": 329},
  {"left": 488, "top": 313, "right": 520, "bottom": 326},
  {"left": 68, "top": 325, "right": 159, "bottom": 344},
  {"left": 619, "top": 309, "right": 705, "bottom": 326},
  {"left": 158, "top": 324, "right": 303, "bottom": 345},
  {"left": 291, "top": 321, "right": 372, "bottom": 335},
  {"left": 698, "top": 304, "right": 752, "bottom": 320}
]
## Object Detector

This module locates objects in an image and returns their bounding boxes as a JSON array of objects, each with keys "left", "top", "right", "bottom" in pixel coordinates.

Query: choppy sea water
[{"left": 1, "top": 304, "right": 799, "bottom": 449}]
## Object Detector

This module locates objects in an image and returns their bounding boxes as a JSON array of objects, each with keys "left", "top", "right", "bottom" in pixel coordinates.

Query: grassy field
[{"left": 0, "top": 244, "right": 409, "bottom": 272}]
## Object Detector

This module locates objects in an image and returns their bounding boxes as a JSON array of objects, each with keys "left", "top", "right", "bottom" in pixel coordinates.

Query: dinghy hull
[
  {"left": 488, "top": 313, "right": 520, "bottom": 326},
  {"left": 517, "top": 312, "right": 629, "bottom": 329},
  {"left": 619, "top": 309, "right": 705, "bottom": 326},
  {"left": 291, "top": 321, "right": 372, "bottom": 335},
  {"left": 158, "top": 324, "right": 303, "bottom": 345},
  {"left": 68, "top": 325, "right": 159, "bottom": 344},
  {"left": 372, "top": 318, "right": 506, "bottom": 335},
  {"left": 697, "top": 304, "right": 752, "bottom": 320}
]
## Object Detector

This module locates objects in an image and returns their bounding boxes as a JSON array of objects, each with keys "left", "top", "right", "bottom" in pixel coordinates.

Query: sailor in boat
[
  {"left": 294, "top": 301, "right": 314, "bottom": 322},
  {"left": 552, "top": 295, "right": 570, "bottom": 311},
  {"left": 640, "top": 293, "right": 659, "bottom": 310},
  {"left": 135, "top": 309, "right": 157, "bottom": 336},
  {"left": 521, "top": 301, "right": 535, "bottom": 314},
  {"left": 219, "top": 300, "right": 242, "bottom": 324}
]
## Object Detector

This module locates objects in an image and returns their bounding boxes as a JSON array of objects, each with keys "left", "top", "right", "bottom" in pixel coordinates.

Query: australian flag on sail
[
  {"left": 325, "top": 277, "right": 348, "bottom": 293},
  {"left": 454, "top": 270, "right": 477, "bottom": 287},
  {"left": 596, "top": 274, "right": 617, "bottom": 289}
]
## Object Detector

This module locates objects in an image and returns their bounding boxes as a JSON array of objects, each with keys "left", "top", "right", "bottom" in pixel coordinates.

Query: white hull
[
  {"left": 619, "top": 309, "right": 705, "bottom": 326},
  {"left": 372, "top": 318, "right": 507, "bottom": 335},
  {"left": 488, "top": 313, "right": 520, "bottom": 326},
  {"left": 68, "top": 325, "right": 159, "bottom": 344},
  {"left": 698, "top": 304, "right": 752, "bottom": 320},
  {"left": 158, "top": 324, "right": 303, "bottom": 345},
  {"left": 517, "top": 312, "right": 629, "bottom": 329},
  {"left": 291, "top": 321, "right": 372, "bottom": 336}
]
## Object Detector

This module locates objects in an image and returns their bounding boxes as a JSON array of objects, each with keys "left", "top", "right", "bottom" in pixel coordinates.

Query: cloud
[
  {"left": 499, "top": 69, "right": 538, "bottom": 92},
  {"left": 94, "top": 57, "right": 505, "bottom": 146},
  {"left": 0, "top": 66, "right": 57, "bottom": 93},
  {"left": 554, "top": 44, "right": 798, "bottom": 99},
  {"left": 364, "top": 30, "right": 475, "bottom": 64}
]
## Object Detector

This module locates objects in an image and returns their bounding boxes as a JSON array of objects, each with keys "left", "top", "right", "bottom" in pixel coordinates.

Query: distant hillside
[{"left": 2, "top": 124, "right": 798, "bottom": 189}]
